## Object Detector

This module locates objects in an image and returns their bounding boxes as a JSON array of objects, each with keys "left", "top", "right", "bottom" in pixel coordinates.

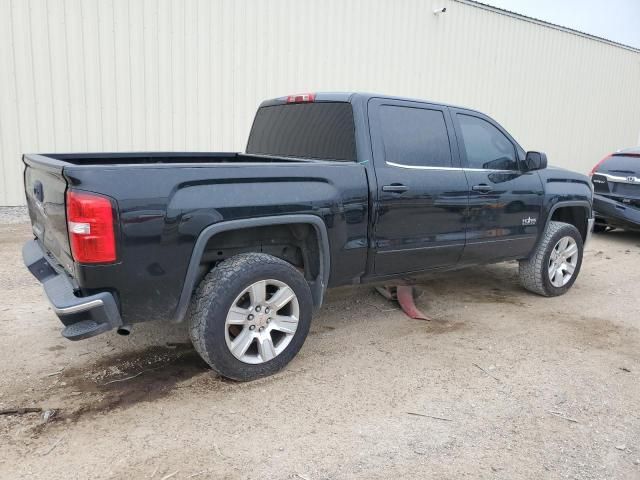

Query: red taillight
[
  {"left": 66, "top": 191, "right": 116, "bottom": 263},
  {"left": 286, "top": 93, "right": 315, "bottom": 103},
  {"left": 590, "top": 153, "right": 611, "bottom": 176}
]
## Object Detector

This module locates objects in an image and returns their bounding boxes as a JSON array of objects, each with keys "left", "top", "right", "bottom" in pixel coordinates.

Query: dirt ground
[{"left": 0, "top": 220, "right": 638, "bottom": 480}]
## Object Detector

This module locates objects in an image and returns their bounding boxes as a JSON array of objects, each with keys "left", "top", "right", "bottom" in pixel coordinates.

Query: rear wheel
[
  {"left": 188, "top": 253, "right": 312, "bottom": 381},
  {"left": 519, "top": 221, "right": 583, "bottom": 297}
]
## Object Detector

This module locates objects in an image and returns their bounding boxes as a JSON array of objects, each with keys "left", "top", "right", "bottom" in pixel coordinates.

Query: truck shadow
[{"left": 592, "top": 229, "right": 640, "bottom": 247}]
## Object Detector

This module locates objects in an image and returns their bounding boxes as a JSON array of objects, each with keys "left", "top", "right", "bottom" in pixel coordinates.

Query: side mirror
[{"left": 524, "top": 151, "right": 547, "bottom": 171}]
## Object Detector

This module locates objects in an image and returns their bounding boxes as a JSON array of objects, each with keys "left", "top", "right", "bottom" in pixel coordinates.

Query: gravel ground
[
  {"left": 0, "top": 206, "right": 29, "bottom": 224},
  {"left": 0, "top": 220, "right": 639, "bottom": 479}
]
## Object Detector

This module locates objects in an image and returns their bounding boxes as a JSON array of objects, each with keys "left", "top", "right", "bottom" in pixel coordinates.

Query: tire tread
[
  {"left": 188, "top": 253, "right": 311, "bottom": 380},
  {"left": 519, "top": 220, "right": 582, "bottom": 297}
]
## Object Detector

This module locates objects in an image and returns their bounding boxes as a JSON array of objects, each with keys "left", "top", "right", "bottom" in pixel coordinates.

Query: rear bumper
[
  {"left": 593, "top": 194, "right": 640, "bottom": 231},
  {"left": 22, "top": 239, "right": 123, "bottom": 340}
]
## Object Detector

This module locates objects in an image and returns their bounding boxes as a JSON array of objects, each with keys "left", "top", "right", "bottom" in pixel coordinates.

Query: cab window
[
  {"left": 379, "top": 105, "right": 453, "bottom": 168},
  {"left": 457, "top": 114, "right": 518, "bottom": 170}
]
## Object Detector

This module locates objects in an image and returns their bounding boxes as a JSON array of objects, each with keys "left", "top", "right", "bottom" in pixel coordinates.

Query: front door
[
  {"left": 451, "top": 109, "right": 544, "bottom": 263},
  {"left": 369, "top": 99, "right": 469, "bottom": 275}
]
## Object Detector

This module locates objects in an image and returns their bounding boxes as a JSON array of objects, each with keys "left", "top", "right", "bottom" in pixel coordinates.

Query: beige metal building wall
[{"left": 1, "top": 0, "right": 639, "bottom": 206}]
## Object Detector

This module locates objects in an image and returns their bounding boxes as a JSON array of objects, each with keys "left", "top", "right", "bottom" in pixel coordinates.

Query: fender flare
[
  {"left": 540, "top": 200, "right": 592, "bottom": 242},
  {"left": 172, "top": 214, "right": 330, "bottom": 323}
]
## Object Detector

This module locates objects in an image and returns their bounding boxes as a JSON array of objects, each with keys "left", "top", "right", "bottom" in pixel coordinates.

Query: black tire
[
  {"left": 593, "top": 223, "right": 608, "bottom": 233},
  {"left": 188, "top": 253, "right": 313, "bottom": 381},
  {"left": 518, "top": 221, "right": 584, "bottom": 297}
]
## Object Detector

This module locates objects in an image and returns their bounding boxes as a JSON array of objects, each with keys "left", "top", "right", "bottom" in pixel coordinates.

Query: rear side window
[
  {"left": 246, "top": 103, "right": 356, "bottom": 161},
  {"left": 379, "top": 105, "right": 452, "bottom": 167},
  {"left": 457, "top": 114, "right": 518, "bottom": 170}
]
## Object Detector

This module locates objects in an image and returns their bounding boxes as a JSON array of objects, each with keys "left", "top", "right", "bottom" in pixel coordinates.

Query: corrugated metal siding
[{"left": 1, "top": 0, "right": 639, "bottom": 205}]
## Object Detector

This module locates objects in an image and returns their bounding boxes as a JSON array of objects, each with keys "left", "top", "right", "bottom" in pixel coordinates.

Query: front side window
[
  {"left": 457, "top": 114, "right": 518, "bottom": 170},
  {"left": 379, "top": 105, "right": 452, "bottom": 168}
]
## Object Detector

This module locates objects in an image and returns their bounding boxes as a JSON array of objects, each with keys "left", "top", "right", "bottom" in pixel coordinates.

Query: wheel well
[
  {"left": 550, "top": 206, "right": 589, "bottom": 242},
  {"left": 197, "top": 223, "right": 321, "bottom": 288}
]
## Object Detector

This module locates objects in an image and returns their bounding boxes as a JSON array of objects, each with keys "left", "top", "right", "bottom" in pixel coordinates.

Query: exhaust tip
[{"left": 117, "top": 325, "right": 132, "bottom": 336}]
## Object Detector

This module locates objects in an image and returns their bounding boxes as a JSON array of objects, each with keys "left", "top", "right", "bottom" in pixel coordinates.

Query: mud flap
[{"left": 375, "top": 285, "right": 431, "bottom": 321}]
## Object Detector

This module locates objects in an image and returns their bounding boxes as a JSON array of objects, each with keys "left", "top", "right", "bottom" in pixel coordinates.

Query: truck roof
[{"left": 259, "top": 92, "right": 480, "bottom": 114}]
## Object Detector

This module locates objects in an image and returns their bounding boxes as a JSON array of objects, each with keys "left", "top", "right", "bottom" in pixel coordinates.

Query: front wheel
[
  {"left": 519, "top": 221, "right": 584, "bottom": 297},
  {"left": 188, "top": 253, "right": 313, "bottom": 381}
]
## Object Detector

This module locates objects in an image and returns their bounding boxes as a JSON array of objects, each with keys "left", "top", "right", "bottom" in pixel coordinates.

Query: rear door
[
  {"left": 368, "top": 99, "right": 469, "bottom": 275},
  {"left": 451, "top": 109, "right": 544, "bottom": 263}
]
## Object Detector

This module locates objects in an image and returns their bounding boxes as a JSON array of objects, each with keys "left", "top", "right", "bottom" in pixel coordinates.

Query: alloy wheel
[
  {"left": 548, "top": 236, "right": 579, "bottom": 288},
  {"left": 224, "top": 279, "right": 300, "bottom": 364}
]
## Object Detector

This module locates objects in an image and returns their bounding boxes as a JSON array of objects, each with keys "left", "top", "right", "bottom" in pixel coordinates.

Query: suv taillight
[
  {"left": 589, "top": 153, "right": 611, "bottom": 176},
  {"left": 66, "top": 190, "right": 116, "bottom": 263}
]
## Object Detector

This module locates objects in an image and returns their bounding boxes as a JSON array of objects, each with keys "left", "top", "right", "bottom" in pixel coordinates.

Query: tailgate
[{"left": 23, "top": 155, "right": 74, "bottom": 273}]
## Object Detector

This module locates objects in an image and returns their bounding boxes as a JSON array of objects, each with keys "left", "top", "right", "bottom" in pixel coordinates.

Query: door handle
[
  {"left": 472, "top": 184, "right": 493, "bottom": 194},
  {"left": 382, "top": 184, "right": 408, "bottom": 193}
]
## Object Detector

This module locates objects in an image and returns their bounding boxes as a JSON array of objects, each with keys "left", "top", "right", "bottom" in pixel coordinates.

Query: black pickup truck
[{"left": 23, "top": 92, "right": 594, "bottom": 380}]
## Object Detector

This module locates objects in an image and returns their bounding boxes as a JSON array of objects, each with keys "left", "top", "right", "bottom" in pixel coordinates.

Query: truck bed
[
  {"left": 23, "top": 151, "right": 370, "bottom": 326},
  {"left": 33, "top": 152, "right": 307, "bottom": 166}
]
